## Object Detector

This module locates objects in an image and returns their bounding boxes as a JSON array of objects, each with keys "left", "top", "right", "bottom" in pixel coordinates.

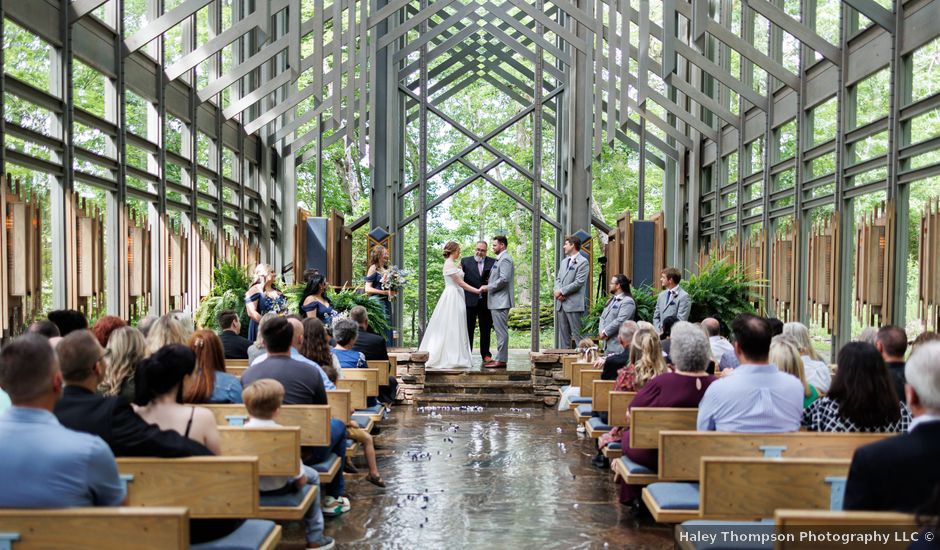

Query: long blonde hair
[
  {"left": 251, "top": 263, "right": 275, "bottom": 289},
  {"left": 629, "top": 330, "right": 668, "bottom": 389},
  {"left": 770, "top": 335, "right": 811, "bottom": 397},
  {"left": 146, "top": 315, "right": 188, "bottom": 355},
  {"left": 100, "top": 326, "right": 147, "bottom": 396},
  {"left": 782, "top": 322, "right": 820, "bottom": 361}
]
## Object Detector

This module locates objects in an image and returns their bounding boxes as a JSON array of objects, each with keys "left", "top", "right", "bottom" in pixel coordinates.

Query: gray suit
[
  {"left": 598, "top": 294, "right": 635, "bottom": 355},
  {"left": 554, "top": 254, "right": 589, "bottom": 348},
  {"left": 653, "top": 286, "right": 691, "bottom": 331},
  {"left": 487, "top": 251, "right": 515, "bottom": 362}
]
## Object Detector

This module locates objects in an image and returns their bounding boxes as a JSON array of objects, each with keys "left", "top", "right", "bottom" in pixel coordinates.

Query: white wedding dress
[{"left": 419, "top": 265, "right": 472, "bottom": 369}]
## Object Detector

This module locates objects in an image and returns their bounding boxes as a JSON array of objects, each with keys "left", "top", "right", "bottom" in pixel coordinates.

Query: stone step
[
  {"left": 424, "top": 372, "right": 531, "bottom": 383},
  {"left": 422, "top": 380, "right": 533, "bottom": 395},
  {"left": 413, "top": 393, "right": 546, "bottom": 406}
]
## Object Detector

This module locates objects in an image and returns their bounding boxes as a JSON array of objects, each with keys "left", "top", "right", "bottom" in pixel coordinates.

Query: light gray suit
[
  {"left": 487, "top": 251, "right": 515, "bottom": 362},
  {"left": 653, "top": 286, "right": 691, "bottom": 331},
  {"left": 554, "top": 254, "right": 589, "bottom": 348},
  {"left": 598, "top": 294, "right": 635, "bottom": 355}
]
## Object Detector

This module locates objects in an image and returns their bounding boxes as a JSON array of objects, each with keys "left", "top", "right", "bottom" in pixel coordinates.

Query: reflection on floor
[{"left": 279, "top": 406, "right": 673, "bottom": 549}]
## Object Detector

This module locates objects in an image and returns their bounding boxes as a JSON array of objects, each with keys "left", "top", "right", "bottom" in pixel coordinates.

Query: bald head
[
  {"left": 702, "top": 318, "right": 720, "bottom": 337},
  {"left": 288, "top": 318, "right": 304, "bottom": 351}
]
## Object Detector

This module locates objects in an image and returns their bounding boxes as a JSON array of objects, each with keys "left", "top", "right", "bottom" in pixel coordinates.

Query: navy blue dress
[
  {"left": 245, "top": 290, "right": 288, "bottom": 343},
  {"left": 365, "top": 270, "right": 393, "bottom": 346},
  {"left": 301, "top": 299, "right": 336, "bottom": 325}
]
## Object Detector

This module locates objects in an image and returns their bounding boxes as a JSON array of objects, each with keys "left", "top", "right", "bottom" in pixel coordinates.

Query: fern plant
[
  {"left": 282, "top": 284, "right": 391, "bottom": 334},
  {"left": 194, "top": 261, "right": 253, "bottom": 334},
  {"left": 682, "top": 258, "right": 764, "bottom": 323}
]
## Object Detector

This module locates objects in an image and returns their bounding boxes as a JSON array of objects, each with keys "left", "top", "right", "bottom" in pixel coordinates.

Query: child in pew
[
  {"left": 242, "top": 380, "right": 336, "bottom": 550},
  {"left": 323, "top": 365, "right": 387, "bottom": 488}
]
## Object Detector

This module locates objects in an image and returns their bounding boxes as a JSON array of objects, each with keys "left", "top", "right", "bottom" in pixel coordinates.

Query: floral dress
[{"left": 245, "top": 290, "right": 288, "bottom": 343}]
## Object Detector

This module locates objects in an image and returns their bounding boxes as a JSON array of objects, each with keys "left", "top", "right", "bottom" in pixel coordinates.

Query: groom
[
  {"left": 482, "top": 235, "right": 514, "bottom": 369},
  {"left": 461, "top": 241, "right": 496, "bottom": 363}
]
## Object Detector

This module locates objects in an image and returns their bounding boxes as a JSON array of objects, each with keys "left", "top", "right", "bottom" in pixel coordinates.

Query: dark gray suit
[
  {"left": 653, "top": 286, "right": 691, "bottom": 331},
  {"left": 598, "top": 294, "right": 635, "bottom": 355},
  {"left": 554, "top": 253, "right": 589, "bottom": 347},
  {"left": 487, "top": 251, "right": 514, "bottom": 362}
]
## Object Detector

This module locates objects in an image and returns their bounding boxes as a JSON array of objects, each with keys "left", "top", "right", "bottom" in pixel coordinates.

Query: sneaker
[
  {"left": 576, "top": 425, "right": 586, "bottom": 434},
  {"left": 307, "top": 536, "right": 335, "bottom": 549},
  {"left": 322, "top": 496, "right": 349, "bottom": 517},
  {"left": 338, "top": 496, "right": 351, "bottom": 512}
]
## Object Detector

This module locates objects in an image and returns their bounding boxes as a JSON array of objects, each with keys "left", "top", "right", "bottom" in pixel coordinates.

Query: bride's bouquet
[{"left": 382, "top": 266, "right": 407, "bottom": 300}]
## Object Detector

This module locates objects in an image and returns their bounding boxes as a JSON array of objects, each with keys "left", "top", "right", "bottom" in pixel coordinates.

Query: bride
[{"left": 419, "top": 241, "right": 484, "bottom": 370}]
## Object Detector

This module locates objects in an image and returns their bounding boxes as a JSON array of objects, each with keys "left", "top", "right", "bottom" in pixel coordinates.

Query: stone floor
[{"left": 279, "top": 406, "right": 673, "bottom": 549}]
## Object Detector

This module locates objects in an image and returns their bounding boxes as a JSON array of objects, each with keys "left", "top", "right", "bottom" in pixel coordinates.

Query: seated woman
[
  {"left": 770, "top": 335, "right": 819, "bottom": 408},
  {"left": 145, "top": 315, "right": 189, "bottom": 355},
  {"left": 99, "top": 326, "right": 146, "bottom": 403},
  {"left": 617, "top": 322, "right": 715, "bottom": 507},
  {"left": 802, "top": 341, "right": 911, "bottom": 433},
  {"left": 783, "top": 321, "right": 832, "bottom": 393},
  {"left": 184, "top": 330, "right": 243, "bottom": 404},
  {"left": 300, "top": 273, "right": 336, "bottom": 324},
  {"left": 332, "top": 318, "right": 379, "bottom": 408},
  {"left": 134, "top": 345, "right": 241, "bottom": 543}
]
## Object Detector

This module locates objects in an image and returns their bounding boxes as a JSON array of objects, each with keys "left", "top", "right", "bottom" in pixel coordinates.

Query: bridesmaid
[
  {"left": 300, "top": 273, "right": 336, "bottom": 324},
  {"left": 244, "top": 264, "right": 287, "bottom": 343},
  {"left": 364, "top": 245, "right": 394, "bottom": 346}
]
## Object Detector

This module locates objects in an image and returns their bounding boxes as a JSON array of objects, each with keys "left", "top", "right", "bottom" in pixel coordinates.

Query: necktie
[{"left": 478, "top": 260, "right": 484, "bottom": 276}]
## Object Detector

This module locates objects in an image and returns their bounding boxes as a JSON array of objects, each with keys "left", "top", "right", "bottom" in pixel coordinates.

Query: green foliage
[
  {"left": 507, "top": 305, "right": 553, "bottom": 331},
  {"left": 282, "top": 284, "right": 391, "bottom": 335},
  {"left": 194, "top": 261, "right": 253, "bottom": 334},
  {"left": 580, "top": 300, "right": 609, "bottom": 336},
  {"left": 682, "top": 259, "right": 763, "bottom": 324}
]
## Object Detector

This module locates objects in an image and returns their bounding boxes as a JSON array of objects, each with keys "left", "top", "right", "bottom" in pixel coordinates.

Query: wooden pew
[
  {"left": 657, "top": 431, "right": 891, "bottom": 482},
  {"left": 225, "top": 359, "right": 249, "bottom": 378},
  {"left": 572, "top": 369, "right": 602, "bottom": 421},
  {"left": 601, "top": 391, "right": 636, "bottom": 460},
  {"left": 336, "top": 378, "right": 368, "bottom": 410},
  {"left": 561, "top": 355, "right": 578, "bottom": 381},
  {"left": 611, "top": 408, "right": 698, "bottom": 485},
  {"left": 117, "top": 457, "right": 282, "bottom": 547},
  {"left": 643, "top": 457, "right": 851, "bottom": 523},
  {"left": 584, "top": 380, "right": 615, "bottom": 437},
  {"left": 327, "top": 389, "right": 352, "bottom": 425},
  {"left": 366, "top": 360, "right": 390, "bottom": 387},
  {"left": 0, "top": 508, "right": 191, "bottom": 550},
  {"left": 775, "top": 510, "right": 918, "bottom": 550},
  {"left": 341, "top": 368, "right": 380, "bottom": 397},
  {"left": 204, "top": 404, "right": 331, "bottom": 447}
]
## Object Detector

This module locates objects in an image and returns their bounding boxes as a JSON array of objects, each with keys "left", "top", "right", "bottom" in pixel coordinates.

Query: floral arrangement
[{"left": 382, "top": 266, "right": 408, "bottom": 299}]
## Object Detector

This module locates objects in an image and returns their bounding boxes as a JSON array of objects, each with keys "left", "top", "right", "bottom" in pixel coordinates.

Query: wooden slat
[
  {"left": 327, "top": 389, "right": 352, "bottom": 424},
  {"left": 592, "top": 380, "right": 615, "bottom": 413},
  {"left": 628, "top": 408, "right": 698, "bottom": 449},
  {"left": 341, "top": 368, "right": 380, "bottom": 396},
  {"left": 118, "top": 457, "right": 259, "bottom": 518},
  {"left": 578, "top": 369, "right": 602, "bottom": 398},
  {"left": 658, "top": 432, "right": 892, "bottom": 482},
  {"left": 0, "top": 508, "right": 190, "bottom": 550},
  {"left": 775, "top": 510, "right": 917, "bottom": 550},
  {"left": 366, "top": 360, "right": 390, "bottom": 386},
  {"left": 607, "top": 391, "right": 637, "bottom": 428},
  {"left": 204, "top": 404, "right": 331, "bottom": 447},
  {"left": 218, "top": 426, "right": 300, "bottom": 477},
  {"left": 336, "top": 378, "right": 368, "bottom": 409}
]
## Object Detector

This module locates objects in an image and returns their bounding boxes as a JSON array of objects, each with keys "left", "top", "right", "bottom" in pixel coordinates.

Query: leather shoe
[
  {"left": 483, "top": 361, "right": 507, "bottom": 368},
  {"left": 482, "top": 356, "right": 493, "bottom": 363}
]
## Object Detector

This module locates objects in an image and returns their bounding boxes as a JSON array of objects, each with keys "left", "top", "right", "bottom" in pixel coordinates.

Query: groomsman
[
  {"left": 554, "top": 235, "right": 590, "bottom": 348},
  {"left": 483, "top": 236, "right": 514, "bottom": 369},
  {"left": 653, "top": 267, "right": 691, "bottom": 332},
  {"left": 597, "top": 274, "right": 636, "bottom": 355},
  {"left": 461, "top": 241, "right": 496, "bottom": 363}
]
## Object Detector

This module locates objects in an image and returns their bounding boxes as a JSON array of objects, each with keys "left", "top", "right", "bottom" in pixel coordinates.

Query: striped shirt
[{"left": 697, "top": 364, "right": 804, "bottom": 433}]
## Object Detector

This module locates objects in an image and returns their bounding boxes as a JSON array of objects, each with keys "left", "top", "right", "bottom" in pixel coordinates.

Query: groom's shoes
[
  {"left": 482, "top": 356, "right": 493, "bottom": 363},
  {"left": 483, "top": 361, "right": 507, "bottom": 368}
]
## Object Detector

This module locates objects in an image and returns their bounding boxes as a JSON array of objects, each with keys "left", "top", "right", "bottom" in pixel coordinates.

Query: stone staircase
[{"left": 413, "top": 370, "right": 544, "bottom": 407}]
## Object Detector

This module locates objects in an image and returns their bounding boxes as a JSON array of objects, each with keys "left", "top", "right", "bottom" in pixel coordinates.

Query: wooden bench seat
[
  {"left": 366, "top": 360, "right": 391, "bottom": 387},
  {"left": 584, "top": 380, "right": 616, "bottom": 437},
  {"left": 643, "top": 457, "right": 851, "bottom": 523},
  {"left": 225, "top": 359, "right": 249, "bottom": 379},
  {"left": 611, "top": 408, "right": 698, "bottom": 485},
  {"left": 572, "top": 369, "right": 601, "bottom": 421},
  {"left": 0, "top": 508, "right": 192, "bottom": 550},
  {"left": 775, "top": 510, "right": 918, "bottom": 550},
  {"left": 335, "top": 378, "right": 368, "bottom": 410},
  {"left": 204, "top": 404, "right": 331, "bottom": 447},
  {"left": 597, "top": 391, "right": 635, "bottom": 460}
]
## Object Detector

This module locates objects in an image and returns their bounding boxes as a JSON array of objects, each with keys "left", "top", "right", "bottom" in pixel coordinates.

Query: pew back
[
  {"left": 204, "top": 404, "right": 331, "bottom": 446},
  {"left": 341, "top": 368, "right": 380, "bottom": 396},
  {"left": 335, "top": 378, "right": 368, "bottom": 409},
  {"left": 0, "top": 508, "right": 190, "bottom": 550},
  {"left": 218, "top": 426, "right": 300, "bottom": 477},
  {"left": 628, "top": 408, "right": 698, "bottom": 449},
  {"left": 327, "top": 389, "right": 352, "bottom": 424},
  {"left": 658, "top": 432, "right": 891, "bottom": 481},
  {"left": 225, "top": 359, "right": 249, "bottom": 378},
  {"left": 366, "top": 360, "right": 390, "bottom": 386},
  {"left": 578, "top": 369, "right": 602, "bottom": 398},
  {"left": 775, "top": 510, "right": 918, "bottom": 550},
  {"left": 118, "top": 457, "right": 259, "bottom": 518},
  {"left": 592, "top": 380, "right": 615, "bottom": 412},
  {"left": 607, "top": 391, "right": 636, "bottom": 428}
]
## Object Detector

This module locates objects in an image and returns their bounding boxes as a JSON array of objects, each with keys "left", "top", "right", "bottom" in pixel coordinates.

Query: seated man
[
  {"left": 241, "top": 317, "right": 350, "bottom": 516},
  {"left": 844, "top": 342, "right": 940, "bottom": 513},
  {"left": 252, "top": 317, "right": 336, "bottom": 391},
  {"left": 697, "top": 314, "right": 804, "bottom": 432},
  {"left": 54, "top": 330, "right": 211, "bottom": 457},
  {"left": 876, "top": 325, "right": 909, "bottom": 403},
  {"left": 350, "top": 305, "right": 398, "bottom": 405},
  {"left": 218, "top": 310, "right": 251, "bottom": 359},
  {"left": 0, "top": 333, "right": 126, "bottom": 507},
  {"left": 600, "top": 321, "right": 637, "bottom": 381}
]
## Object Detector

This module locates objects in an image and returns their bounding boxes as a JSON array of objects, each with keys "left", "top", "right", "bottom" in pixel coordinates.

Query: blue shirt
[
  {"left": 333, "top": 348, "right": 367, "bottom": 370},
  {"left": 252, "top": 348, "right": 336, "bottom": 391},
  {"left": 696, "top": 364, "right": 804, "bottom": 433},
  {"left": 209, "top": 371, "right": 244, "bottom": 404},
  {"left": 0, "top": 388, "right": 10, "bottom": 413},
  {"left": 0, "top": 407, "right": 126, "bottom": 507}
]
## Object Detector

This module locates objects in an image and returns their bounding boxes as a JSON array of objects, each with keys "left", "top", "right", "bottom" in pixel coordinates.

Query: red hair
[
  {"left": 92, "top": 316, "right": 127, "bottom": 347},
  {"left": 184, "top": 329, "right": 227, "bottom": 403}
]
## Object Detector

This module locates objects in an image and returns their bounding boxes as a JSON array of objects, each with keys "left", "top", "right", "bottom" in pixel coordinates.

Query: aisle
[{"left": 287, "top": 407, "right": 673, "bottom": 549}]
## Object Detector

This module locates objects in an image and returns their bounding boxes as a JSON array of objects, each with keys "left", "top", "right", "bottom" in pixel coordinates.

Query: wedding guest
[
  {"left": 770, "top": 335, "right": 819, "bottom": 408},
  {"left": 145, "top": 315, "right": 188, "bottom": 355},
  {"left": 137, "top": 314, "right": 158, "bottom": 338},
  {"left": 554, "top": 235, "right": 589, "bottom": 348},
  {"left": 92, "top": 315, "right": 127, "bottom": 348},
  {"left": 364, "top": 245, "right": 394, "bottom": 345},
  {"left": 782, "top": 322, "right": 831, "bottom": 393},
  {"left": 598, "top": 274, "right": 636, "bottom": 355},
  {"left": 247, "top": 312, "right": 279, "bottom": 365},
  {"left": 253, "top": 317, "right": 335, "bottom": 391},
  {"left": 844, "top": 342, "right": 940, "bottom": 512},
  {"left": 218, "top": 310, "right": 250, "bottom": 359},
  {"left": 300, "top": 273, "right": 336, "bottom": 324},
  {"left": 28, "top": 319, "right": 60, "bottom": 339},
  {"left": 702, "top": 318, "right": 733, "bottom": 364},
  {"left": 99, "top": 326, "right": 147, "bottom": 403},
  {"left": 245, "top": 263, "right": 287, "bottom": 343},
  {"left": 349, "top": 306, "right": 398, "bottom": 404},
  {"left": 652, "top": 267, "right": 691, "bottom": 332},
  {"left": 856, "top": 326, "right": 879, "bottom": 345},
  {"left": 912, "top": 331, "right": 940, "bottom": 354},
  {"left": 47, "top": 309, "right": 88, "bottom": 337},
  {"left": 0, "top": 333, "right": 125, "bottom": 508},
  {"left": 617, "top": 322, "right": 716, "bottom": 506},
  {"left": 697, "top": 314, "right": 803, "bottom": 432},
  {"left": 802, "top": 342, "right": 910, "bottom": 433},
  {"left": 54, "top": 330, "right": 211, "bottom": 457},
  {"left": 184, "top": 330, "right": 243, "bottom": 404},
  {"left": 876, "top": 325, "right": 909, "bottom": 403},
  {"left": 301, "top": 318, "right": 339, "bottom": 383},
  {"left": 601, "top": 321, "right": 638, "bottom": 380},
  {"left": 659, "top": 315, "right": 679, "bottom": 358},
  {"left": 461, "top": 241, "right": 496, "bottom": 363}
]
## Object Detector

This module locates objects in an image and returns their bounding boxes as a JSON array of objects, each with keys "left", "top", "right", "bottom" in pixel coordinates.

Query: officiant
[{"left": 461, "top": 241, "right": 496, "bottom": 363}]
